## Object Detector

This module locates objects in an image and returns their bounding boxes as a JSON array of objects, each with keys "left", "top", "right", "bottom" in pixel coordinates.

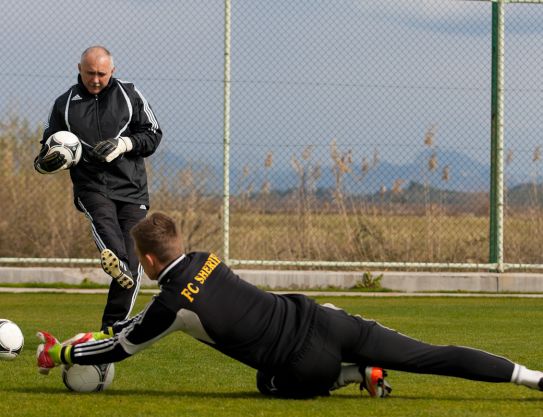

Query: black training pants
[
  {"left": 76, "top": 192, "right": 147, "bottom": 329},
  {"left": 257, "top": 303, "right": 515, "bottom": 398}
]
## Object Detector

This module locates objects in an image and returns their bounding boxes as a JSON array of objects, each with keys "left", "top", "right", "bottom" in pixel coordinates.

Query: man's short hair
[
  {"left": 80, "top": 45, "right": 114, "bottom": 67},
  {"left": 131, "top": 212, "right": 183, "bottom": 263}
]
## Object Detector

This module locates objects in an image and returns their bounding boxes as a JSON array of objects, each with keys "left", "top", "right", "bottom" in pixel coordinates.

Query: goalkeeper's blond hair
[{"left": 131, "top": 212, "right": 184, "bottom": 264}]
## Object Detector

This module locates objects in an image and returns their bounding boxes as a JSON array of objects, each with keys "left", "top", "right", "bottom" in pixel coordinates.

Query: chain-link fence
[{"left": 1, "top": 1, "right": 543, "bottom": 271}]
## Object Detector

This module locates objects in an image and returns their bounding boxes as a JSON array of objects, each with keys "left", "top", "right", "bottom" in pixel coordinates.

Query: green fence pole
[
  {"left": 489, "top": 0, "right": 505, "bottom": 272},
  {"left": 222, "top": 0, "right": 232, "bottom": 264}
]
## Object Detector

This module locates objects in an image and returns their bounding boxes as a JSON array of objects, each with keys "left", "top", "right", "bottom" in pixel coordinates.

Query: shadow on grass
[
  {"left": 6, "top": 386, "right": 262, "bottom": 399},
  {"left": 6, "top": 387, "right": 543, "bottom": 402}
]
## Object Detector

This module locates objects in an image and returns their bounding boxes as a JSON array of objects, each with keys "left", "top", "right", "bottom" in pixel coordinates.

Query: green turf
[{"left": 0, "top": 293, "right": 542, "bottom": 416}]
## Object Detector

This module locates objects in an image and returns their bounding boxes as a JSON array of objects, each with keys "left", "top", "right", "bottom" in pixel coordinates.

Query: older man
[{"left": 34, "top": 46, "right": 162, "bottom": 330}]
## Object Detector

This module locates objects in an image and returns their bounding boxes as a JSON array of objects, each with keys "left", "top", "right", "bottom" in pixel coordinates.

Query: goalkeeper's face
[{"left": 78, "top": 50, "right": 115, "bottom": 95}]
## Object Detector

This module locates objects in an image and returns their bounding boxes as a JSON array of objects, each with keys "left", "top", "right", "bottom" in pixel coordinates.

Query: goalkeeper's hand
[
  {"left": 92, "top": 136, "right": 133, "bottom": 163},
  {"left": 62, "top": 328, "right": 114, "bottom": 346},
  {"left": 36, "top": 328, "right": 113, "bottom": 375},
  {"left": 34, "top": 145, "right": 66, "bottom": 174},
  {"left": 36, "top": 331, "right": 72, "bottom": 375}
]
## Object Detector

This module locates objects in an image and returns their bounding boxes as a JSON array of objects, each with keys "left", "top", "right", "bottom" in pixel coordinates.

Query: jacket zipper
[
  {"left": 95, "top": 95, "right": 102, "bottom": 139},
  {"left": 95, "top": 95, "right": 108, "bottom": 195}
]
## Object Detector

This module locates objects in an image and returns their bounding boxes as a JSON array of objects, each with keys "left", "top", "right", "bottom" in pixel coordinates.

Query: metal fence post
[
  {"left": 489, "top": 0, "right": 505, "bottom": 272},
  {"left": 222, "top": 0, "right": 232, "bottom": 264}
]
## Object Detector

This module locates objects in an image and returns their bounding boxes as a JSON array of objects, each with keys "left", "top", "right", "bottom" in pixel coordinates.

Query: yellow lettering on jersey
[
  {"left": 187, "top": 282, "right": 200, "bottom": 294},
  {"left": 195, "top": 254, "right": 220, "bottom": 284},
  {"left": 180, "top": 254, "right": 221, "bottom": 303},
  {"left": 181, "top": 288, "right": 194, "bottom": 302}
]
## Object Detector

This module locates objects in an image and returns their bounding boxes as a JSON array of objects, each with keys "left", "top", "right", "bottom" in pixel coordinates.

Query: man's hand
[
  {"left": 92, "top": 136, "right": 133, "bottom": 163},
  {"left": 34, "top": 145, "right": 66, "bottom": 174},
  {"left": 62, "top": 328, "right": 114, "bottom": 346},
  {"left": 36, "top": 331, "right": 65, "bottom": 374}
]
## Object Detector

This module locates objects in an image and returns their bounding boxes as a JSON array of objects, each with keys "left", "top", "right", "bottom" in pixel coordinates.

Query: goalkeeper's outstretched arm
[
  {"left": 72, "top": 301, "right": 177, "bottom": 366},
  {"left": 37, "top": 299, "right": 177, "bottom": 371}
]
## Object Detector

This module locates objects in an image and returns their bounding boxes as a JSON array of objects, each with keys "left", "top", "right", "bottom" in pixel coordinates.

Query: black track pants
[
  {"left": 257, "top": 304, "right": 515, "bottom": 398},
  {"left": 76, "top": 192, "right": 147, "bottom": 329}
]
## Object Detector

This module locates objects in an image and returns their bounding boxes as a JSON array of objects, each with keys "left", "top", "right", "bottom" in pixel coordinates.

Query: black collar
[{"left": 157, "top": 254, "right": 187, "bottom": 285}]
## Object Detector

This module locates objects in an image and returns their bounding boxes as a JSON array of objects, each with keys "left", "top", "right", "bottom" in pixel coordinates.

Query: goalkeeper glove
[
  {"left": 92, "top": 136, "right": 133, "bottom": 163},
  {"left": 62, "top": 328, "right": 114, "bottom": 346},
  {"left": 36, "top": 331, "right": 72, "bottom": 375},
  {"left": 34, "top": 145, "right": 66, "bottom": 174}
]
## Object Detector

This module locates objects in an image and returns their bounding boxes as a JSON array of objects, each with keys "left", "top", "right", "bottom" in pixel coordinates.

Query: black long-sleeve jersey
[
  {"left": 40, "top": 75, "right": 162, "bottom": 206},
  {"left": 69, "top": 252, "right": 317, "bottom": 371}
]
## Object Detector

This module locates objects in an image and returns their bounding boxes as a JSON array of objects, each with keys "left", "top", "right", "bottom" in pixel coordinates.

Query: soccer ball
[
  {"left": 44, "top": 131, "right": 82, "bottom": 172},
  {"left": 0, "top": 319, "right": 24, "bottom": 360},
  {"left": 62, "top": 363, "right": 115, "bottom": 393}
]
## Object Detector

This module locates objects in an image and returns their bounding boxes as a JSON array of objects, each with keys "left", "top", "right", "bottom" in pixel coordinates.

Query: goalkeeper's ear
[
  {"left": 142, "top": 252, "right": 163, "bottom": 281},
  {"left": 134, "top": 243, "right": 162, "bottom": 281},
  {"left": 144, "top": 253, "right": 157, "bottom": 268}
]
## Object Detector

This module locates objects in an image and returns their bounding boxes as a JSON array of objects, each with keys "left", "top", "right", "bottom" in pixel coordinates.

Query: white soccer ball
[
  {"left": 45, "top": 131, "right": 82, "bottom": 172},
  {"left": 62, "top": 363, "right": 115, "bottom": 393},
  {"left": 0, "top": 319, "right": 24, "bottom": 360}
]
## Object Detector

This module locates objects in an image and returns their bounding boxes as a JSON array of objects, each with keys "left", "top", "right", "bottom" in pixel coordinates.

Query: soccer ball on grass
[{"left": 0, "top": 319, "right": 24, "bottom": 360}]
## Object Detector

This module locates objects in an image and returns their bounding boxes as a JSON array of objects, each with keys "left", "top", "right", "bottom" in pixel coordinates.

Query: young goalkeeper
[{"left": 36, "top": 212, "right": 543, "bottom": 398}]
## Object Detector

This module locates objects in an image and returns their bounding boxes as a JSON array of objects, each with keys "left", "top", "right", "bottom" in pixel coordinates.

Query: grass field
[{"left": 1, "top": 292, "right": 542, "bottom": 417}]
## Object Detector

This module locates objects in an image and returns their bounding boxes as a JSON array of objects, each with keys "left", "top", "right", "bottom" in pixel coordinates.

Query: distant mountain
[
  {"left": 364, "top": 180, "right": 486, "bottom": 206},
  {"left": 247, "top": 148, "right": 496, "bottom": 194},
  {"left": 506, "top": 182, "right": 543, "bottom": 207},
  {"left": 150, "top": 147, "right": 532, "bottom": 196}
]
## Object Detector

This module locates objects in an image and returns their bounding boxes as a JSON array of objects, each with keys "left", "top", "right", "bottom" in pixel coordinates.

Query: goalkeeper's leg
[{"left": 345, "top": 313, "right": 543, "bottom": 390}]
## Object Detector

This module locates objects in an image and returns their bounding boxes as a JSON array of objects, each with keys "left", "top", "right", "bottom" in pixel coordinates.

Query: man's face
[{"left": 78, "top": 52, "right": 114, "bottom": 95}]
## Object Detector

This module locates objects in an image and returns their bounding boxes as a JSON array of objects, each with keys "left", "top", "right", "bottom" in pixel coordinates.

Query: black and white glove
[
  {"left": 34, "top": 145, "right": 66, "bottom": 174},
  {"left": 92, "top": 136, "right": 133, "bottom": 163}
]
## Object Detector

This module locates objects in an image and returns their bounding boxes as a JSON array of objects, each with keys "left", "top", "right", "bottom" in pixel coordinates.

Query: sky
[{"left": 2, "top": 0, "right": 543, "bottom": 191}]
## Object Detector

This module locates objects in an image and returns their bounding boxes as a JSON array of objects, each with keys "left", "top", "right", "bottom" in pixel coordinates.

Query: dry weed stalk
[
  {"left": 428, "top": 152, "right": 437, "bottom": 172},
  {"left": 330, "top": 138, "right": 364, "bottom": 255},
  {"left": 330, "top": 139, "right": 352, "bottom": 175},
  {"left": 242, "top": 165, "right": 250, "bottom": 178},
  {"left": 302, "top": 145, "right": 313, "bottom": 161},
  {"left": 1, "top": 138, "right": 14, "bottom": 177},
  {"left": 373, "top": 148, "right": 380, "bottom": 167},
  {"left": 290, "top": 155, "right": 303, "bottom": 177},
  {"left": 261, "top": 180, "right": 271, "bottom": 195},
  {"left": 530, "top": 146, "right": 543, "bottom": 233},
  {"left": 422, "top": 124, "right": 439, "bottom": 260},
  {"left": 175, "top": 167, "right": 221, "bottom": 251},
  {"left": 424, "top": 125, "right": 436, "bottom": 147},
  {"left": 264, "top": 152, "right": 273, "bottom": 168},
  {"left": 392, "top": 179, "right": 405, "bottom": 194},
  {"left": 288, "top": 146, "right": 323, "bottom": 258},
  {"left": 262, "top": 151, "right": 273, "bottom": 199},
  {"left": 533, "top": 146, "right": 541, "bottom": 163},
  {"left": 361, "top": 157, "right": 369, "bottom": 176},
  {"left": 506, "top": 149, "right": 514, "bottom": 165},
  {"left": 442, "top": 165, "right": 450, "bottom": 182}
]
